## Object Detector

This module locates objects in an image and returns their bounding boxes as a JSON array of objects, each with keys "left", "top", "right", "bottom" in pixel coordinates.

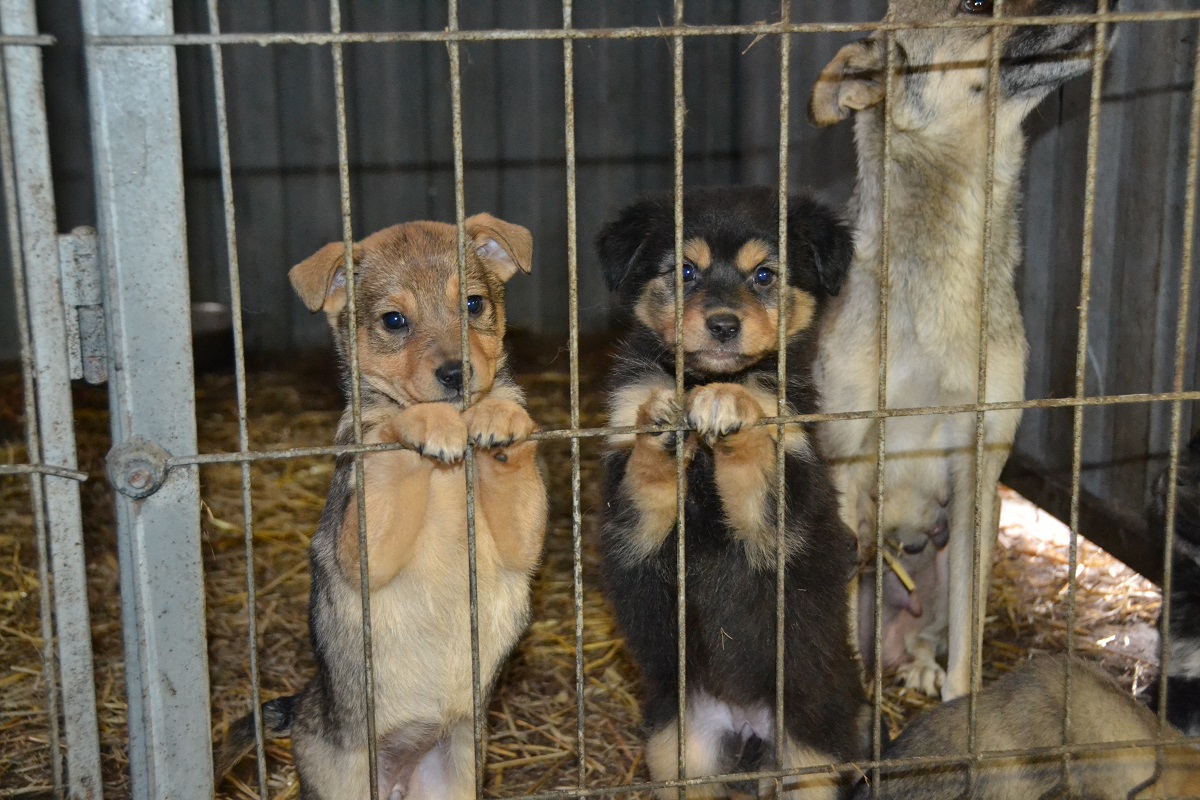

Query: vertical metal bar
[
  {"left": 205, "top": 1, "right": 269, "bottom": 796},
  {"left": 561, "top": 1, "right": 587, "bottom": 794},
  {"left": 773, "top": 3, "right": 791, "bottom": 796},
  {"left": 967, "top": 0, "right": 1006, "bottom": 790},
  {"left": 1154, "top": 6, "right": 1200, "bottom": 775},
  {"left": 327, "top": 1, "right": 379, "bottom": 796},
  {"left": 78, "top": 0, "right": 212, "bottom": 795},
  {"left": 1064, "top": 1, "right": 1110, "bottom": 782},
  {"left": 0, "top": 46, "right": 61, "bottom": 798},
  {"left": 0, "top": 1, "right": 103, "bottom": 795},
  {"left": 670, "top": 2, "right": 687, "bottom": 795},
  {"left": 446, "top": 3, "right": 487, "bottom": 795},
  {"left": 869, "top": 28, "right": 899, "bottom": 800}
]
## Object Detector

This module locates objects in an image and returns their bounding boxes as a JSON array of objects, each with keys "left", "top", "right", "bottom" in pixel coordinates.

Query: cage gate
[{"left": 4, "top": 1, "right": 1200, "bottom": 799}]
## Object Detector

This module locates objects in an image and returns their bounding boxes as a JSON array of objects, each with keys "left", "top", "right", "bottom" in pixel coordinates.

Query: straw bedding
[{"left": 0, "top": 341, "right": 1163, "bottom": 798}]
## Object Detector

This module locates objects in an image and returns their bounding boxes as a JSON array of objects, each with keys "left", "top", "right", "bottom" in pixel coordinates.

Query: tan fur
[
  {"left": 734, "top": 239, "right": 772, "bottom": 274},
  {"left": 224, "top": 217, "right": 547, "bottom": 800},
  {"left": 856, "top": 656, "right": 1200, "bottom": 800},
  {"left": 811, "top": 1, "right": 1110, "bottom": 700},
  {"left": 621, "top": 387, "right": 695, "bottom": 563},
  {"left": 685, "top": 237, "right": 714, "bottom": 270}
]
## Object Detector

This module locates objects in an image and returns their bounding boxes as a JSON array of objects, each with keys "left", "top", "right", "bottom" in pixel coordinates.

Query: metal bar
[
  {"left": 326, "top": 1, "right": 379, "bottom": 796},
  {"left": 0, "top": 463, "right": 89, "bottom": 481},
  {"left": 560, "top": 1, "right": 587, "bottom": 794},
  {"left": 965, "top": 1, "right": 1006, "bottom": 792},
  {"left": 446, "top": 3, "right": 487, "bottom": 795},
  {"left": 1063, "top": 3, "right": 1111, "bottom": 789},
  {"left": 156, "top": 388, "right": 1200, "bottom": 469},
  {"left": 670, "top": 2, "right": 687, "bottom": 794},
  {"left": 773, "top": 4, "right": 790, "bottom": 796},
  {"left": 84, "top": 10, "right": 1200, "bottom": 47},
  {"left": 0, "top": 0, "right": 103, "bottom": 793},
  {"left": 0, "top": 40, "right": 61, "bottom": 797},
  {"left": 1151, "top": 4, "right": 1200, "bottom": 781},
  {"left": 868, "top": 28, "right": 899, "bottom": 799},
  {"left": 205, "top": 0, "right": 268, "bottom": 795},
  {"left": 78, "top": 0, "right": 212, "bottom": 795}
]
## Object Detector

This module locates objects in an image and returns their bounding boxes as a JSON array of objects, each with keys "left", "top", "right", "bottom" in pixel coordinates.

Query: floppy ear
[
  {"left": 594, "top": 196, "right": 670, "bottom": 293},
  {"left": 808, "top": 38, "right": 886, "bottom": 128},
  {"left": 788, "top": 196, "right": 854, "bottom": 297},
  {"left": 465, "top": 213, "right": 533, "bottom": 282},
  {"left": 290, "top": 241, "right": 354, "bottom": 313}
]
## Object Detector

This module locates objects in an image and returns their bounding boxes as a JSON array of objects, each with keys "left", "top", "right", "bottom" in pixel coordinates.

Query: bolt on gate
[{"left": 3, "top": 1, "right": 1200, "bottom": 799}]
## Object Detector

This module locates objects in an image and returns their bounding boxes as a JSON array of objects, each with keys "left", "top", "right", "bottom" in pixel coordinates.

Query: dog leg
[
  {"left": 645, "top": 694, "right": 755, "bottom": 800},
  {"left": 687, "top": 384, "right": 786, "bottom": 564},
  {"left": 463, "top": 397, "right": 547, "bottom": 573},
  {"left": 943, "top": 444, "right": 1006, "bottom": 701},
  {"left": 763, "top": 736, "right": 841, "bottom": 800}
]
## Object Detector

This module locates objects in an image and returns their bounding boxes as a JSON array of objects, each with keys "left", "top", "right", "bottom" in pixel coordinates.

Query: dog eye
[
  {"left": 681, "top": 261, "right": 697, "bottom": 282},
  {"left": 960, "top": 0, "right": 993, "bottom": 14},
  {"left": 753, "top": 266, "right": 776, "bottom": 287},
  {"left": 466, "top": 295, "right": 484, "bottom": 316},
  {"left": 381, "top": 311, "right": 408, "bottom": 331}
]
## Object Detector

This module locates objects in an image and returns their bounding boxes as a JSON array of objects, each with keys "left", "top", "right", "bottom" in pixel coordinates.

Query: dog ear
[
  {"left": 290, "top": 241, "right": 355, "bottom": 313},
  {"left": 595, "top": 197, "right": 669, "bottom": 293},
  {"left": 809, "top": 38, "right": 886, "bottom": 127},
  {"left": 466, "top": 213, "right": 533, "bottom": 282},
  {"left": 788, "top": 196, "right": 853, "bottom": 297}
]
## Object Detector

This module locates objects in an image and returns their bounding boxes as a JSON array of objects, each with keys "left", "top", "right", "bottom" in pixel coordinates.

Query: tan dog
[
  {"left": 810, "top": 0, "right": 1115, "bottom": 700},
  {"left": 851, "top": 655, "right": 1200, "bottom": 799},
  {"left": 214, "top": 216, "right": 548, "bottom": 800}
]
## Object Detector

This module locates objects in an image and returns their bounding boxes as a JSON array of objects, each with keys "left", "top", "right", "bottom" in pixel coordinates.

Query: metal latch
[{"left": 58, "top": 226, "right": 106, "bottom": 385}]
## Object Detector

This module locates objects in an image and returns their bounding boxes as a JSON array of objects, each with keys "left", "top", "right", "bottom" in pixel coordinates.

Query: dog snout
[
  {"left": 435, "top": 360, "right": 464, "bottom": 393},
  {"left": 706, "top": 312, "right": 741, "bottom": 343}
]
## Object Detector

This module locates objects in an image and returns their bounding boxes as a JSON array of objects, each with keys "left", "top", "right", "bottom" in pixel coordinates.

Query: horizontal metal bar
[
  {"left": 0, "top": 33, "right": 52, "bottom": 45},
  {"left": 163, "top": 389, "right": 1200, "bottom": 469},
  {"left": 496, "top": 732, "right": 1200, "bottom": 800},
  {"left": 86, "top": 9, "right": 1197, "bottom": 47},
  {"left": 0, "top": 462, "right": 90, "bottom": 481}
]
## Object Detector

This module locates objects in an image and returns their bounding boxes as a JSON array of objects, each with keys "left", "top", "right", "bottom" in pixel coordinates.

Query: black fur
[
  {"left": 596, "top": 187, "right": 867, "bottom": 788},
  {"left": 1147, "top": 431, "right": 1200, "bottom": 736},
  {"left": 212, "top": 694, "right": 298, "bottom": 779}
]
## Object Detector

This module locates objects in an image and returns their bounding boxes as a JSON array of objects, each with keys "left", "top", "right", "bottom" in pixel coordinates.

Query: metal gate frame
[{"left": 0, "top": 0, "right": 101, "bottom": 796}]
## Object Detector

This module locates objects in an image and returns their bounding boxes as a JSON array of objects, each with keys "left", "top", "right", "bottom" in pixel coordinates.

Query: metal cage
[{"left": 3, "top": 1, "right": 1199, "bottom": 798}]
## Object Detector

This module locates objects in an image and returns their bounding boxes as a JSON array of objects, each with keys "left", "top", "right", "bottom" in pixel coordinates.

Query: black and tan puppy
[
  {"left": 214, "top": 216, "right": 548, "bottom": 799},
  {"left": 596, "top": 187, "right": 867, "bottom": 799}
]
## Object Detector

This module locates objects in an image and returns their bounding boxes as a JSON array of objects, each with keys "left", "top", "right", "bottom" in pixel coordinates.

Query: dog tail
[{"left": 213, "top": 694, "right": 298, "bottom": 780}]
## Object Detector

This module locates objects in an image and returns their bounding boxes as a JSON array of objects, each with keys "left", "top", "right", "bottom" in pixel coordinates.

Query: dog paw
[
  {"left": 686, "top": 383, "right": 762, "bottom": 444},
  {"left": 462, "top": 398, "right": 537, "bottom": 450},
  {"left": 384, "top": 403, "right": 467, "bottom": 465},
  {"left": 636, "top": 388, "right": 688, "bottom": 451},
  {"left": 898, "top": 654, "right": 945, "bottom": 697}
]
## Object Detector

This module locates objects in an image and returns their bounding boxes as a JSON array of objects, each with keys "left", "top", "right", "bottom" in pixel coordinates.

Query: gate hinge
[{"left": 58, "top": 226, "right": 106, "bottom": 385}]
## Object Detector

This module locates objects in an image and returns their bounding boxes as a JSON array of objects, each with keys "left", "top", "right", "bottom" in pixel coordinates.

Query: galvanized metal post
[
  {"left": 79, "top": 0, "right": 213, "bottom": 797},
  {"left": 0, "top": 1, "right": 103, "bottom": 796}
]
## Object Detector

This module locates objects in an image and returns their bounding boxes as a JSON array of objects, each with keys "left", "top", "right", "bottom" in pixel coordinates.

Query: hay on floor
[{"left": 0, "top": 354, "right": 1164, "bottom": 798}]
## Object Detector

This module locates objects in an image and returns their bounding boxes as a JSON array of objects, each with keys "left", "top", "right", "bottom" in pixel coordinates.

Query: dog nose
[
  {"left": 435, "top": 361, "right": 464, "bottom": 392},
  {"left": 706, "top": 313, "right": 740, "bottom": 343}
]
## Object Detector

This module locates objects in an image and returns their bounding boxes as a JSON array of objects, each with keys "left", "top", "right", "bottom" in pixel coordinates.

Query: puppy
[
  {"left": 851, "top": 655, "right": 1200, "bottom": 800},
  {"left": 596, "top": 187, "right": 867, "bottom": 799},
  {"left": 809, "top": 0, "right": 1116, "bottom": 700},
  {"left": 213, "top": 216, "right": 548, "bottom": 799},
  {"left": 1148, "top": 432, "right": 1200, "bottom": 737}
]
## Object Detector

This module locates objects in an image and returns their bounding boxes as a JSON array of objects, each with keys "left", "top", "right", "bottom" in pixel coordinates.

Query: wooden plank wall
[{"left": 2, "top": 0, "right": 1197, "bottom": 574}]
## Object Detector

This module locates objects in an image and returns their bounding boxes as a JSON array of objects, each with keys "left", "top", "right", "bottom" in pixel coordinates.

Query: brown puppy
[{"left": 214, "top": 216, "right": 548, "bottom": 800}]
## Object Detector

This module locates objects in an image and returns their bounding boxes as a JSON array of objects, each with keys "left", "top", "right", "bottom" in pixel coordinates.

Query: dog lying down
[{"left": 853, "top": 655, "right": 1200, "bottom": 800}]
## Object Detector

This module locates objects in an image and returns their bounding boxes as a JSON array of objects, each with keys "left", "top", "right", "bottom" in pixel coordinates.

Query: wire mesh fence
[{"left": 4, "top": 1, "right": 1200, "bottom": 798}]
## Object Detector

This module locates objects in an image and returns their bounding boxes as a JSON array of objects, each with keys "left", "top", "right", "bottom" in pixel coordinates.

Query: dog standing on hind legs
[
  {"left": 212, "top": 215, "right": 547, "bottom": 799},
  {"left": 809, "top": 0, "right": 1116, "bottom": 701},
  {"left": 596, "top": 187, "right": 868, "bottom": 799}
]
